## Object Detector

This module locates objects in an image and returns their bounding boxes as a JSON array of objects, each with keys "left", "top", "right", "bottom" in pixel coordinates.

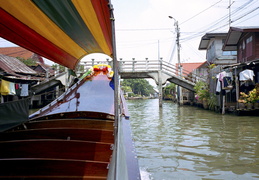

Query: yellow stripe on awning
[
  {"left": 0, "top": 0, "right": 86, "bottom": 60},
  {"left": 72, "top": 0, "right": 112, "bottom": 55}
]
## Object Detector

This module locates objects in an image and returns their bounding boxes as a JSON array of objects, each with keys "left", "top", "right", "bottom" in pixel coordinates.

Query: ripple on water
[{"left": 127, "top": 99, "right": 259, "bottom": 180}]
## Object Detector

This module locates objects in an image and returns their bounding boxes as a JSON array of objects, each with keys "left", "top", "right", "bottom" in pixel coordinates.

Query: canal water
[{"left": 127, "top": 99, "right": 259, "bottom": 180}]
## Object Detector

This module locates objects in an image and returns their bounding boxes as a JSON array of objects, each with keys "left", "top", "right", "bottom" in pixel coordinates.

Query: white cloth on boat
[
  {"left": 239, "top": 69, "right": 254, "bottom": 81},
  {"left": 20, "top": 84, "right": 29, "bottom": 97}
]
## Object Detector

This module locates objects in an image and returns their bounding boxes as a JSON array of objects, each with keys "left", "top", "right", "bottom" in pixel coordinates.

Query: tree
[
  {"left": 121, "top": 79, "right": 155, "bottom": 96},
  {"left": 77, "top": 64, "right": 85, "bottom": 72},
  {"left": 17, "top": 57, "right": 37, "bottom": 66},
  {"left": 163, "top": 83, "right": 176, "bottom": 95},
  {"left": 162, "top": 83, "right": 176, "bottom": 99},
  {"left": 52, "top": 64, "right": 65, "bottom": 72}
]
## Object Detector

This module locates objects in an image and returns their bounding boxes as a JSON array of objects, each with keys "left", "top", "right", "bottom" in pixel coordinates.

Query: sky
[
  {"left": 1, "top": 0, "right": 259, "bottom": 65},
  {"left": 111, "top": 0, "right": 259, "bottom": 64}
]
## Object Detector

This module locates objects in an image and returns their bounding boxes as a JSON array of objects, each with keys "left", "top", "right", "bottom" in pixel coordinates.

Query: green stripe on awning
[{"left": 32, "top": 0, "right": 102, "bottom": 53}]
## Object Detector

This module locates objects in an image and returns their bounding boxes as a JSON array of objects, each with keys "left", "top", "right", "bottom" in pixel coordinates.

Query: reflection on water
[
  {"left": 127, "top": 99, "right": 259, "bottom": 180},
  {"left": 29, "top": 109, "right": 39, "bottom": 115}
]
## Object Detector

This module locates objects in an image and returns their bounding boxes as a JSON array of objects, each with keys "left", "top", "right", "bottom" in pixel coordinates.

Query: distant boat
[{"left": 0, "top": 65, "right": 141, "bottom": 179}]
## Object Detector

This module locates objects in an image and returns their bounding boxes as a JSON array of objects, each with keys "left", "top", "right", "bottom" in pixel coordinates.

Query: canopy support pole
[{"left": 109, "top": 1, "right": 120, "bottom": 179}]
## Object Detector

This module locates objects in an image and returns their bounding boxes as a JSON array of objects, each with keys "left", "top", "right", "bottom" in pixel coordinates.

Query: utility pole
[{"left": 169, "top": 16, "right": 183, "bottom": 105}]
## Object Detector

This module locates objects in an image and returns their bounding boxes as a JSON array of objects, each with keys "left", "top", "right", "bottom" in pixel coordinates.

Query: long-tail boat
[{"left": 0, "top": 0, "right": 141, "bottom": 179}]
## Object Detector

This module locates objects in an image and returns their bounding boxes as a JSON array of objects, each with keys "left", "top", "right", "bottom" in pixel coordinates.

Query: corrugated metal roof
[
  {"left": 0, "top": 47, "right": 34, "bottom": 59},
  {"left": 0, "top": 54, "right": 37, "bottom": 75}
]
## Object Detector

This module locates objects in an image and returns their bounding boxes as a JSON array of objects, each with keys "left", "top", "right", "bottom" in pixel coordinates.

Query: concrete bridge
[
  {"left": 81, "top": 58, "right": 206, "bottom": 106},
  {"left": 118, "top": 58, "right": 199, "bottom": 91}
]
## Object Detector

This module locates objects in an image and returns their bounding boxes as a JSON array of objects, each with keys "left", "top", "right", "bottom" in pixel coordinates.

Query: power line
[
  {"left": 116, "top": 1, "right": 257, "bottom": 41},
  {"left": 180, "top": 0, "right": 223, "bottom": 25},
  {"left": 234, "top": 11, "right": 259, "bottom": 25},
  {"left": 180, "top": 1, "right": 258, "bottom": 42},
  {"left": 180, "top": 0, "right": 256, "bottom": 42},
  {"left": 116, "top": 28, "right": 171, "bottom": 31},
  {"left": 117, "top": 37, "right": 173, "bottom": 49},
  {"left": 116, "top": 0, "right": 258, "bottom": 56},
  {"left": 232, "top": 6, "right": 259, "bottom": 23}
]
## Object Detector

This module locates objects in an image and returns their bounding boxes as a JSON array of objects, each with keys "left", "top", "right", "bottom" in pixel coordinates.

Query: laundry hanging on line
[
  {"left": 0, "top": 79, "right": 29, "bottom": 96},
  {"left": 239, "top": 69, "right": 255, "bottom": 81}
]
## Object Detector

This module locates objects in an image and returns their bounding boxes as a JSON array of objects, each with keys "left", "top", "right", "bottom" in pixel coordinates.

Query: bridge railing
[
  {"left": 161, "top": 60, "right": 206, "bottom": 83},
  {"left": 119, "top": 58, "right": 160, "bottom": 72},
  {"left": 79, "top": 59, "right": 206, "bottom": 83},
  {"left": 79, "top": 59, "right": 113, "bottom": 71}
]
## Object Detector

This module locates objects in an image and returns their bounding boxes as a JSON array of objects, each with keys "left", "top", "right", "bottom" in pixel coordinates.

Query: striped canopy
[{"left": 0, "top": 0, "right": 113, "bottom": 70}]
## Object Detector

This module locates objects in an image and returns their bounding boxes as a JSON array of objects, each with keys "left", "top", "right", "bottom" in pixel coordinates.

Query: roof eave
[{"left": 223, "top": 26, "right": 259, "bottom": 51}]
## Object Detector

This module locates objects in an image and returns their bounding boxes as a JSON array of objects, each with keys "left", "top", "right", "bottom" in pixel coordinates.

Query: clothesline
[
  {"left": 216, "top": 69, "right": 255, "bottom": 93},
  {"left": 0, "top": 79, "right": 28, "bottom": 96}
]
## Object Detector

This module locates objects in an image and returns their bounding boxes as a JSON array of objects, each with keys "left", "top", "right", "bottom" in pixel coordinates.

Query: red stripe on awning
[
  {"left": 91, "top": 0, "right": 113, "bottom": 54},
  {"left": 0, "top": 8, "right": 78, "bottom": 69}
]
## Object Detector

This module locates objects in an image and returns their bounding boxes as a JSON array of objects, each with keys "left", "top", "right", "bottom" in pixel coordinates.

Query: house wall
[
  {"left": 192, "top": 66, "right": 209, "bottom": 82},
  {"left": 237, "top": 32, "right": 259, "bottom": 63},
  {"left": 207, "top": 38, "right": 236, "bottom": 65},
  {"left": 206, "top": 39, "right": 219, "bottom": 63},
  {"left": 256, "top": 33, "right": 259, "bottom": 58}
]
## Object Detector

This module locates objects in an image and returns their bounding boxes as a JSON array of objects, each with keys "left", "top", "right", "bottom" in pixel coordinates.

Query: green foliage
[
  {"left": 17, "top": 57, "right": 37, "bottom": 66},
  {"left": 208, "top": 93, "right": 217, "bottom": 110},
  {"left": 121, "top": 86, "right": 132, "bottom": 93},
  {"left": 163, "top": 83, "right": 176, "bottom": 96},
  {"left": 78, "top": 65, "right": 85, "bottom": 72},
  {"left": 127, "top": 92, "right": 135, "bottom": 97},
  {"left": 208, "top": 63, "right": 216, "bottom": 69},
  {"left": 121, "top": 79, "right": 154, "bottom": 96},
  {"left": 239, "top": 84, "right": 259, "bottom": 103},
  {"left": 194, "top": 81, "right": 210, "bottom": 100},
  {"left": 52, "top": 64, "right": 65, "bottom": 72}
]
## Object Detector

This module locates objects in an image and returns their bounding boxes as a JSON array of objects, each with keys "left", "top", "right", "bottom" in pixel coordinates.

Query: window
[
  {"left": 222, "top": 51, "right": 237, "bottom": 56},
  {"left": 246, "top": 36, "right": 253, "bottom": 43},
  {"left": 246, "top": 35, "right": 253, "bottom": 57},
  {"left": 207, "top": 41, "right": 215, "bottom": 62},
  {"left": 243, "top": 40, "right": 245, "bottom": 49}
]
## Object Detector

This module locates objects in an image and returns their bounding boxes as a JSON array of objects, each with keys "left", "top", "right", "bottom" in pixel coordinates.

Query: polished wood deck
[
  {"left": 0, "top": 118, "right": 114, "bottom": 179},
  {"left": 23, "top": 119, "right": 114, "bottom": 130},
  {"left": 0, "top": 128, "right": 114, "bottom": 143},
  {"left": 0, "top": 159, "right": 108, "bottom": 179}
]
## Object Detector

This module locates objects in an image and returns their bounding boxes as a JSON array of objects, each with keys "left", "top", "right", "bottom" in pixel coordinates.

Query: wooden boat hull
[{"left": 0, "top": 72, "right": 141, "bottom": 179}]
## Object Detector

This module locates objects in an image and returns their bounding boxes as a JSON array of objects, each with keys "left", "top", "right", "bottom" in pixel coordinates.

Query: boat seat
[
  {"left": 0, "top": 158, "right": 108, "bottom": 179},
  {"left": 24, "top": 119, "right": 114, "bottom": 131},
  {"left": 0, "top": 128, "right": 114, "bottom": 143},
  {"left": 0, "top": 140, "right": 112, "bottom": 162}
]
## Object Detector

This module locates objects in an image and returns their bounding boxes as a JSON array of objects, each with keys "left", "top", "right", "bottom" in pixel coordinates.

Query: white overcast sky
[
  {"left": 112, "top": 0, "right": 259, "bottom": 64},
  {"left": 1, "top": 0, "right": 259, "bottom": 65}
]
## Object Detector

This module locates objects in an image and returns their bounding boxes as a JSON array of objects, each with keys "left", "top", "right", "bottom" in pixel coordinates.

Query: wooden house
[
  {"left": 0, "top": 50, "right": 64, "bottom": 108},
  {"left": 221, "top": 26, "right": 259, "bottom": 114}
]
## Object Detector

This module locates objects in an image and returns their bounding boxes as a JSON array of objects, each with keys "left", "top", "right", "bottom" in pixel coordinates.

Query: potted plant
[
  {"left": 194, "top": 81, "right": 210, "bottom": 109},
  {"left": 238, "top": 84, "right": 259, "bottom": 109},
  {"left": 248, "top": 84, "right": 259, "bottom": 109},
  {"left": 208, "top": 93, "right": 217, "bottom": 111}
]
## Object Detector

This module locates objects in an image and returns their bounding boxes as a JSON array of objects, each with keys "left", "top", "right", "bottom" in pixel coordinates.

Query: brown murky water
[{"left": 127, "top": 99, "right": 259, "bottom": 180}]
